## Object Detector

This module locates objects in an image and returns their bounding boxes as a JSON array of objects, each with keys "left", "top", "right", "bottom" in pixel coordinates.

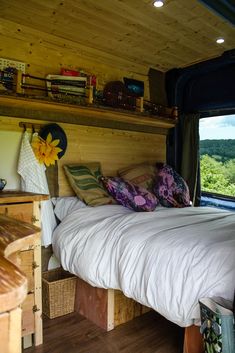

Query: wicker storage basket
[{"left": 42, "top": 268, "right": 77, "bottom": 319}]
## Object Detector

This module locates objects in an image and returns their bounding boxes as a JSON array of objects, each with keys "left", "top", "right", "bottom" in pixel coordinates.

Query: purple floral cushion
[
  {"left": 153, "top": 164, "right": 191, "bottom": 208},
  {"left": 102, "top": 177, "right": 158, "bottom": 212}
]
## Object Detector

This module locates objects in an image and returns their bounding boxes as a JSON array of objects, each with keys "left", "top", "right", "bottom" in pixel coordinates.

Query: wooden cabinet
[
  {"left": 0, "top": 191, "right": 48, "bottom": 347},
  {"left": 0, "top": 214, "right": 40, "bottom": 353}
]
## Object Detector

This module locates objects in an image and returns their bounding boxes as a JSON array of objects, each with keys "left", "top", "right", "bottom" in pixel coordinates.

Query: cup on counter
[{"left": 0, "top": 179, "right": 7, "bottom": 191}]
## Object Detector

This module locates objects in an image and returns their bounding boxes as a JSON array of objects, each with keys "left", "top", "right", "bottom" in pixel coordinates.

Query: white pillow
[{"left": 52, "top": 197, "right": 87, "bottom": 221}]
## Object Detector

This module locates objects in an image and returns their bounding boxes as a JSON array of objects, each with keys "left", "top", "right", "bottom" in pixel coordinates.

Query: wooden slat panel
[
  {"left": 9, "top": 307, "right": 22, "bottom": 353},
  {"left": 0, "top": 308, "right": 22, "bottom": 353},
  {"left": 0, "top": 0, "right": 234, "bottom": 72},
  {"left": 75, "top": 278, "right": 151, "bottom": 332},
  {"left": 114, "top": 290, "right": 151, "bottom": 327},
  {"left": 75, "top": 277, "right": 108, "bottom": 331},
  {"left": 0, "top": 18, "right": 150, "bottom": 96},
  {"left": 0, "top": 114, "right": 167, "bottom": 197},
  {"left": 21, "top": 293, "right": 35, "bottom": 336},
  {"left": 0, "top": 312, "right": 10, "bottom": 351},
  {"left": 58, "top": 123, "right": 166, "bottom": 196},
  {"left": 19, "top": 250, "right": 34, "bottom": 293}
]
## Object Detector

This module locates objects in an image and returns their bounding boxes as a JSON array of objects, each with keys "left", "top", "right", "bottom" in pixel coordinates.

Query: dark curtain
[
  {"left": 180, "top": 113, "right": 201, "bottom": 206},
  {"left": 166, "top": 51, "right": 235, "bottom": 206},
  {"left": 167, "top": 113, "right": 201, "bottom": 206}
]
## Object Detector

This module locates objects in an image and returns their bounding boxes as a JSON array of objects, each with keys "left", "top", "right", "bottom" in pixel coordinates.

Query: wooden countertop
[
  {"left": 0, "top": 191, "right": 49, "bottom": 204},
  {"left": 0, "top": 215, "right": 40, "bottom": 313}
]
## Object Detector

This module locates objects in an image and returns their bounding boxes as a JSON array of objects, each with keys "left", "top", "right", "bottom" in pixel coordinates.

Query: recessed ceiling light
[
  {"left": 216, "top": 38, "right": 225, "bottom": 44},
  {"left": 153, "top": 1, "right": 164, "bottom": 8}
]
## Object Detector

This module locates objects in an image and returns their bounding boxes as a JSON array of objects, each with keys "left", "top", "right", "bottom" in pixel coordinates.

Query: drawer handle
[
  {"left": 33, "top": 305, "right": 40, "bottom": 313},
  {"left": 31, "top": 215, "right": 39, "bottom": 224},
  {"left": 4, "top": 207, "right": 8, "bottom": 216},
  {"left": 32, "top": 261, "right": 39, "bottom": 270},
  {"left": 28, "top": 290, "right": 34, "bottom": 295}
]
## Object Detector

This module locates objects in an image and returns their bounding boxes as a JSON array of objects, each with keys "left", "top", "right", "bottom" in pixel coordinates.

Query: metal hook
[{"left": 23, "top": 123, "right": 26, "bottom": 132}]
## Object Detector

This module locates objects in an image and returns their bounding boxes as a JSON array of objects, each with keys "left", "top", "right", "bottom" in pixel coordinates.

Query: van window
[{"left": 199, "top": 115, "right": 235, "bottom": 199}]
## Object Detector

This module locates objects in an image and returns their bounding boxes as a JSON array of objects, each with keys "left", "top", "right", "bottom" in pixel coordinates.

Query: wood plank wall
[
  {"left": 57, "top": 123, "right": 165, "bottom": 196},
  {"left": 0, "top": 18, "right": 150, "bottom": 99},
  {"left": 1, "top": 1, "right": 235, "bottom": 72},
  {"left": 0, "top": 13, "right": 168, "bottom": 194},
  {"left": 0, "top": 116, "right": 166, "bottom": 196}
]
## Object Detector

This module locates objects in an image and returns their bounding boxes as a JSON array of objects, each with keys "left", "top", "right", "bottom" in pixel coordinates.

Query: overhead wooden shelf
[{"left": 0, "top": 95, "right": 177, "bottom": 135}]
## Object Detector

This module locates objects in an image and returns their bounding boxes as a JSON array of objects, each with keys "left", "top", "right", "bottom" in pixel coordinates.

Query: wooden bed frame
[
  {"left": 0, "top": 115, "right": 204, "bottom": 352},
  {"left": 74, "top": 278, "right": 203, "bottom": 353},
  {"left": 55, "top": 120, "right": 204, "bottom": 353},
  {"left": 74, "top": 277, "right": 204, "bottom": 352},
  {"left": 75, "top": 277, "right": 151, "bottom": 331}
]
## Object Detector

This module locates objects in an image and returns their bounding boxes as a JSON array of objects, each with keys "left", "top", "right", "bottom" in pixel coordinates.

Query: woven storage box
[{"left": 42, "top": 268, "right": 77, "bottom": 319}]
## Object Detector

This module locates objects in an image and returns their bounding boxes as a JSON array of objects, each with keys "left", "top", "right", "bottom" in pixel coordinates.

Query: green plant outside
[{"left": 200, "top": 154, "right": 235, "bottom": 197}]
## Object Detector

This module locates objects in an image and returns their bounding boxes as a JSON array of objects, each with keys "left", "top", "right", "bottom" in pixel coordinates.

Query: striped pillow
[{"left": 64, "top": 163, "right": 115, "bottom": 206}]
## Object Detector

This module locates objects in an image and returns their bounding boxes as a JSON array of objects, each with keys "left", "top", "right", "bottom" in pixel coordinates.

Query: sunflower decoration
[{"left": 32, "top": 133, "right": 63, "bottom": 167}]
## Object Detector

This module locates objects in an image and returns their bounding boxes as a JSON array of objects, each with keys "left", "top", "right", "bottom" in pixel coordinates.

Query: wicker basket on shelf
[{"left": 42, "top": 267, "right": 77, "bottom": 319}]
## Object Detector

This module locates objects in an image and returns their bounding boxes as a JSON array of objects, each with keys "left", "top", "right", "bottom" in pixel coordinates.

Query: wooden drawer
[
  {"left": 0, "top": 203, "right": 33, "bottom": 224},
  {"left": 19, "top": 250, "right": 34, "bottom": 294},
  {"left": 0, "top": 192, "right": 45, "bottom": 347},
  {"left": 21, "top": 293, "right": 35, "bottom": 336}
]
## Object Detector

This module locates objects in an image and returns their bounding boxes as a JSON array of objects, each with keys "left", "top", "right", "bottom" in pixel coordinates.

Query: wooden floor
[{"left": 25, "top": 311, "right": 184, "bottom": 353}]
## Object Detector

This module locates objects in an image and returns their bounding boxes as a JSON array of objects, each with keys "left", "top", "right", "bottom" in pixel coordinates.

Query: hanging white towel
[
  {"left": 17, "top": 131, "right": 57, "bottom": 246},
  {"left": 18, "top": 131, "right": 48, "bottom": 193}
]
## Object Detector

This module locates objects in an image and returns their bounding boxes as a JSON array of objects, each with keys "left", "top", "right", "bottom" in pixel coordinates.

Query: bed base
[
  {"left": 74, "top": 277, "right": 204, "bottom": 353},
  {"left": 74, "top": 277, "right": 151, "bottom": 331},
  {"left": 184, "top": 326, "right": 204, "bottom": 353}
]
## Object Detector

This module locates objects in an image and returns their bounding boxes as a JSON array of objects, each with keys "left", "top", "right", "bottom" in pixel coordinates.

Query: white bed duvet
[{"left": 52, "top": 205, "right": 235, "bottom": 327}]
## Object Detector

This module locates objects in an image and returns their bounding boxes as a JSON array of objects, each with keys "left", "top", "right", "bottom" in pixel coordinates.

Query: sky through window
[{"left": 200, "top": 115, "right": 235, "bottom": 140}]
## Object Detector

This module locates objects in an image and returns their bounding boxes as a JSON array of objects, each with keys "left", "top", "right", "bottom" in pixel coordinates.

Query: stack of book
[{"left": 46, "top": 74, "right": 87, "bottom": 97}]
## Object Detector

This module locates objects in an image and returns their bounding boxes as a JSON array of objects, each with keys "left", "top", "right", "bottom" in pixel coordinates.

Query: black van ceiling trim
[
  {"left": 166, "top": 50, "right": 235, "bottom": 112},
  {"left": 199, "top": 0, "right": 235, "bottom": 26}
]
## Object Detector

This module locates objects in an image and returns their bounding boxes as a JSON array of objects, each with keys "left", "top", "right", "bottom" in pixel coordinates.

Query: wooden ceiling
[{"left": 0, "top": 0, "right": 235, "bottom": 72}]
